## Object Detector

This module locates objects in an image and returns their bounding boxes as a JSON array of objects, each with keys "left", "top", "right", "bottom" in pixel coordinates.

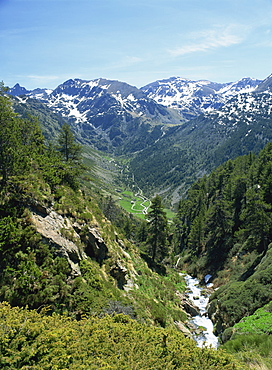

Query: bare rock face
[
  {"left": 30, "top": 207, "right": 85, "bottom": 276},
  {"left": 110, "top": 260, "right": 128, "bottom": 289},
  {"left": 74, "top": 223, "right": 108, "bottom": 265},
  {"left": 30, "top": 204, "right": 109, "bottom": 274},
  {"left": 207, "top": 299, "right": 226, "bottom": 335},
  {"left": 29, "top": 203, "right": 137, "bottom": 290},
  {"left": 175, "top": 321, "right": 193, "bottom": 339}
]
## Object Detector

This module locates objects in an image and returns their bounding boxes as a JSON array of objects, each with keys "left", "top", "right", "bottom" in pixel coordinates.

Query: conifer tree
[
  {"left": 57, "top": 122, "right": 82, "bottom": 162},
  {"left": 0, "top": 90, "right": 19, "bottom": 185},
  {"left": 56, "top": 122, "right": 84, "bottom": 189},
  {"left": 0, "top": 84, "right": 45, "bottom": 186},
  {"left": 146, "top": 195, "right": 168, "bottom": 262}
]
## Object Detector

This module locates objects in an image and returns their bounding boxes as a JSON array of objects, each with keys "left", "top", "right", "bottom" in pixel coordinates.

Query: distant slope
[
  {"left": 9, "top": 75, "right": 272, "bottom": 207},
  {"left": 12, "top": 96, "right": 65, "bottom": 143},
  {"left": 9, "top": 78, "right": 183, "bottom": 153},
  {"left": 130, "top": 88, "right": 272, "bottom": 205},
  {"left": 141, "top": 76, "right": 261, "bottom": 120},
  {"left": 171, "top": 142, "right": 272, "bottom": 338}
]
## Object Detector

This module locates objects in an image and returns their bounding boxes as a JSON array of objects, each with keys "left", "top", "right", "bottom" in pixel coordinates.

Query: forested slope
[
  {"left": 5, "top": 84, "right": 272, "bottom": 368},
  {"left": 173, "top": 143, "right": 272, "bottom": 338}
]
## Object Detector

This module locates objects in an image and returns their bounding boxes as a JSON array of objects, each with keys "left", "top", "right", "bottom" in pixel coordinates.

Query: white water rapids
[{"left": 184, "top": 274, "right": 219, "bottom": 348}]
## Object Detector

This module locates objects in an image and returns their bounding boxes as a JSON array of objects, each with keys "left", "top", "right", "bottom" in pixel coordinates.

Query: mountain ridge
[
  {"left": 141, "top": 76, "right": 261, "bottom": 119},
  {"left": 9, "top": 75, "right": 262, "bottom": 122},
  {"left": 9, "top": 78, "right": 183, "bottom": 153},
  {"left": 129, "top": 87, "right": 272, "bottom": 205}
]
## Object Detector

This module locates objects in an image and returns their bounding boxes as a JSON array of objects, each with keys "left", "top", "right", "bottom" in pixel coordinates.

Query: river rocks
[
  {"left": 176, "top": 291, "right": 201, "bottom": 316},
  {"left": 207, "top": 299, "right": 227, "bottom": 335},
  {"left": 182, "top": 275, "right": 219, "bottom": 347},
  {"left": 175, "top": 321, "right": 193, "bottom": 339}
]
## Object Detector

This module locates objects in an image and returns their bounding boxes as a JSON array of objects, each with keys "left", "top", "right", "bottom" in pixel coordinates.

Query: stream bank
[{"left": 181, "top": 274, "right": 219, "bottom": 348}]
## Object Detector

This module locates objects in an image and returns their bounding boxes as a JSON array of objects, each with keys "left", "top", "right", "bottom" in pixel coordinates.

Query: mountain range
[
  {"left": 141, "top": 76, "right": 261, "bottom": 120},
  {"left": 9, "top": 75, "right": 263, "bottom": 125},
  {"left": 10, "top": 78, "right": 182, "bottom": 152},
  {"left": 9, "top": 73, "right": 272, "bottom": 205},
  {"left": 131, "top": 76, "right": 272, "bottom": 204}
]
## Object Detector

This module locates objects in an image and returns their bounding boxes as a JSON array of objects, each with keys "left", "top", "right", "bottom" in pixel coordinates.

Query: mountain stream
[{"left": 184, "top": 274, "right": 219, "bottom": 348}]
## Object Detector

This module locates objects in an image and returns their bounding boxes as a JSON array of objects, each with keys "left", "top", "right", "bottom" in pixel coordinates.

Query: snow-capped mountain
[
  {"left": 10, "top": 78, "right": 181, "bottom": 126},
  {"left": 130, "top": 81, "right": 272, "bottom": 204},
  {"left": 212, "top": 91, "right": 272, "bottom": 128},
  {"left": 8, "top": 74, "right": 270, "bottom": 157},
  {"left": 141, "top": 77, "right": 261, "bottom": 119},
  {"left": 255, "top": 73, "right": 272, "bottom": 93},
  {"left": 43, "top": 78, "right": 181, "bottom": 126},
  {"left": 8, "top": 83, "right": 52, "bottom": 99},
  {"left": 10, "top": 78, "right": 182, "bottom": 152},
  {"left": 8, "top": 73, "right": 272, "bottom": 203}
]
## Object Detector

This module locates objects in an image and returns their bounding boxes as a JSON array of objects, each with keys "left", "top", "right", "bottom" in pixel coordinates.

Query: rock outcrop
[
  {"left": 73, "top": 222, "right": 108, "bottom": 265},
  {"left": 30, "top": 206, "right": 85, "bottom": 276},
  {"left": 29, "top": 202, "right": 138, "bottom": 290},
  {"left": 174, "top": 321, "right": 193, "bottom": 339}
]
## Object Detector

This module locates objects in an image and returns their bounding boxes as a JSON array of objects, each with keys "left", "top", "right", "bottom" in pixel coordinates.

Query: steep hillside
[
  {"left": 0, "top": 91, "right": 188, "bottom": 328},
  {"left": 0, "top": 303, "right": 241, "bottom": 370},
  {"left": 12, "top": 96, "right": 65, "bottom": 143},
  {"left": 172, "top": 143, "right": 272, "bottom": 339},
  {"left": 0, "top": 90, "right": 244, "bottom": 369},
  {"left": 130, "top": 88, "right": 272, "bottom": 206}
]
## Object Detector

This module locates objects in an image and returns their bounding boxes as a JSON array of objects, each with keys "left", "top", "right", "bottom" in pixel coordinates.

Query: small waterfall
[{"left": 184, "top": 274, "right": 218, "bottom": 348}]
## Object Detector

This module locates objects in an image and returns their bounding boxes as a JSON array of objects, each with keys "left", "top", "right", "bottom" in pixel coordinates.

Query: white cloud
[
  {"left": 16, "top": 75, "right": 68, "bottom": 89},
  {"left": 169, "top": 25, "right": 247, "bottom": 57},
  {"left": 123, "top": 56, "right": 143, "bottom": 66},
  {"left": 99, "top": 56, "right": 143, "bottom": 72},
  {"left": 24, "top": 75, "right": 62, "bottom": 86},
  {"left": 26, "top": 75, "right": 60, "bottom": 81}
]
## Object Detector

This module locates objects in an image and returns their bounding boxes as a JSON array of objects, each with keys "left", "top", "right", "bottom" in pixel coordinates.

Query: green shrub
[
  {"left": 233, "top": 302, "right": 272, "bottom": 335},
  {"left": 0, "top": 302, "right": 241, "bottom": 370}
]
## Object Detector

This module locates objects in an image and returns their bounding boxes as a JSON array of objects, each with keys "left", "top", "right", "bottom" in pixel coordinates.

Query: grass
[
  {"left": 233, "top": 302, "right": 272, "bottom": 335},
  {"left": 118, "top": 189, "right": 176, "bottom": 221},
  {"left": 118, "top": 189, "right": 151, "bottom": 219},
  {"left": 223, "top": 333, "right": 272, "bottom": 370},
  {"left": 81, "top": 146, "right": 176, "bottom": 221}
]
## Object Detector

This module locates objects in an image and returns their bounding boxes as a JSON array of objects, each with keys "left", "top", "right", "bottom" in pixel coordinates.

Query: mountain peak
[
  {"left": 254, "top": 73, "right": 272, "bottom": 93},
  {"left": 8, "top": 83, "right": 30, "bottom": 96}
]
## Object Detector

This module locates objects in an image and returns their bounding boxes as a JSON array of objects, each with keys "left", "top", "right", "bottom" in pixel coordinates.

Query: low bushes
[{"left": 0, "top": 302, "right": 241, "bottom": 370}]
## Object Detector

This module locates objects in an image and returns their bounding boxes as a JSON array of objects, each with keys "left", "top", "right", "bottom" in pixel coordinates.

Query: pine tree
[
  {"left": 146, "top": 195, "right": 168, "bottom": 262},
  {"left": 57, "top": 122, "right": 82, "bottom": 162},
  {"left": 0, "top": 86, "right": 21, "bottom": 185},
  {"left": 0, "top": 85, "right": 44, "bottom": 187},
  {"left": 56, "top": 122, "right": 84, "bottom": 189}
]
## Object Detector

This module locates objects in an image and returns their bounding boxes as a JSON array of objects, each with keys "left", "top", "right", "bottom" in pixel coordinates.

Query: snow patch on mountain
[
  {"left": 207, "top": 91, "right": 272, "bottom": 129},
  {"left": 141, "top": 77, "right": 261, "bottom": 119}
]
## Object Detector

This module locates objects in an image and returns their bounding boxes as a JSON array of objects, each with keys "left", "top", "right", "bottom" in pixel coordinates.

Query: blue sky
[{"left": 1, "top": 0, "right": 272, "bottom": 89}]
